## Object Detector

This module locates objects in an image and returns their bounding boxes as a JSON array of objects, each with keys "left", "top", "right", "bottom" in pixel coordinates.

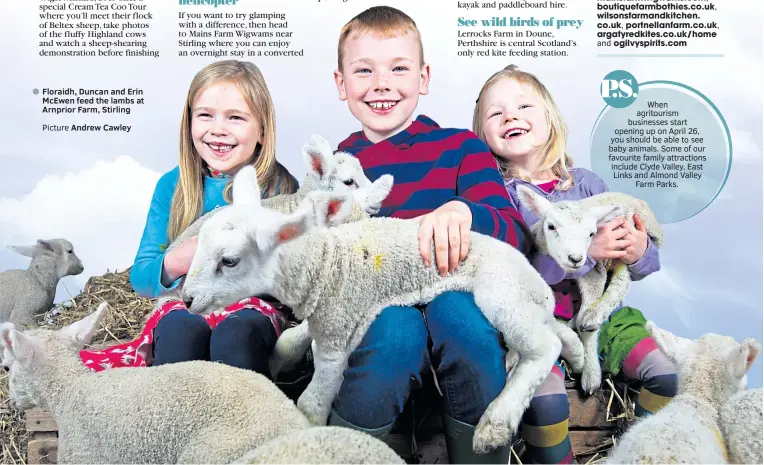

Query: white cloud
[
  {"left": 0, "top": 156, "right": 160, "bottom": 297},
  {"left": 730, "top": 130, "right": 762, "bottom": 164}
]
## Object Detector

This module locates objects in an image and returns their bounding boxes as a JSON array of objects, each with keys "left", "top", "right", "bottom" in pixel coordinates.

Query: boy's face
[
  {"left": 480, "top": 79, "right": 549, "bottom": 165},
  {"left": 335, "top": 31, "right": 430, "bottom": 143}
]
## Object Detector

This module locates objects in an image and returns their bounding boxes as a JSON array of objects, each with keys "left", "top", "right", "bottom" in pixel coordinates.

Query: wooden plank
[
  {"left": 570, "top": 430, "right": 615, "bottom": 462},
  {"left": 25, "top": 408, "right": 58, "bottom": 432},
  {"left": 567, "top": 388, "right": 618, "bottom": 429},
  {"left": 27, "top": 432, "right": 58, "bottom": 464}
]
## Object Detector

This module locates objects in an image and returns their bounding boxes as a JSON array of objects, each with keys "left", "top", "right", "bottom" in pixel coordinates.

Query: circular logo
[{"left": 601, "top": 70, "right": 639, "bottom": 108}]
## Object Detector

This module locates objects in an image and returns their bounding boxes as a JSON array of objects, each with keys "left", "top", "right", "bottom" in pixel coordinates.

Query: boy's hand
[
  {"left": 163, "top": 236, "right": 198, "bottom": 283},
  {"left": 416, "top": 201, "right": 472, "bottom": 276},
  {"left": 589, "top": 218, "right": 633, "bottom": 261},
  {"left": 621, "top": 214, "right": 648, "bottom": 264}
]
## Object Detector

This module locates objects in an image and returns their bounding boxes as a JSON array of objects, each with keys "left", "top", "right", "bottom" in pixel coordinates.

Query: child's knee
[{"left": 155, "top": 309, "right": 210, "bottom": 343}]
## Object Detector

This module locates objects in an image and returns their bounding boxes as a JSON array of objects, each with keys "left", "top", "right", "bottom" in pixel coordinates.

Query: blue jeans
[
  {"left": 151, "top": 309, "right": 277, "bottom": 376},
  {"left": 331, "top": 291, "right": 508, "bottom": 431}
]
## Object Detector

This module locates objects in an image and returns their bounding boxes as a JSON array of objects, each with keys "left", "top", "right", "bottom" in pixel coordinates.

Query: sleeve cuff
[{"left": 627, "top": 237, "right": 660, "bottom": 280}]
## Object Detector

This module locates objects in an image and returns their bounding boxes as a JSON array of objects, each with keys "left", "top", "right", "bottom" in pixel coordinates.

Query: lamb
[
  {"left": 718, "top": 387, "right": 763, "bottom": 464},
  {"left": 231, "top": 426, "right": 405, "bottom": 464},
  {"left": 167, "top": 134, "right": 381, "bottom": 253},
  {"left": 0, "top": 302, "right": 312, "bottom": 464},
  {"left": 605, "top": 322, "right": 760, "bottom": 464},
  {"left": 0, "top": 238, "right": 84, "bottom": 327},
  {"left": 516, "top": 186, "right": 664, "bottom": 393},
  {"left": 180, "top": 164, "right": 585, "bottom": 454}
]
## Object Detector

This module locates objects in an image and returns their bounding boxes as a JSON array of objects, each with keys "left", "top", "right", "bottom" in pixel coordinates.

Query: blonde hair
[
  {"left": 337, "top": 6, "right": 424, "bottom": 70},
  {"left": 168, "top": 60, "right": 295, "bottom": 241},
  {"left": 472, "top": 64, "right": 575, "bottom": 190}
]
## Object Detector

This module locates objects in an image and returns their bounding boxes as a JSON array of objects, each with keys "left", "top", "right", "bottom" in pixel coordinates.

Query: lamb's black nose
[
  {"left": 568, "top": 254, "right": 583, "bottom": 265},
  {"left": 183, "top": 297, "right": 194, "bottom": 309}
]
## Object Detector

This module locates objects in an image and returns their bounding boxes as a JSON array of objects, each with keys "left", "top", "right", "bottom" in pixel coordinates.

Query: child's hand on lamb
[
  {"left": 415, "top": 200, "right": 472, "bottom": 276},
  {"left": 621, "top": 214, "right": 649, "bottom": 264},
  {"left": 162, "top": 236, "right": 198, "bottom": 284},
  {"left": 588, "top": 217, "right": 633, "bottom": 261}
]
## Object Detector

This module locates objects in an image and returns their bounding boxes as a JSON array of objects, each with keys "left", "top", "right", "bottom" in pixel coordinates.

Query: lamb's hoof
[
  {"left": 473, "top": 416, "right": 513, "bottom": 454},
  {"left": 581, "top": 367, "right": 602, "bottom": 395}
]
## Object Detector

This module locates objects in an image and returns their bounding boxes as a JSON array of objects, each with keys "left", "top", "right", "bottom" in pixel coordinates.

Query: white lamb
[
  {"left": 180, "top": 165, "right": 585, "bottom": 454},
  {"left": 0, "top": 238, "right": 84, "bottom": 327},
  {"left": 606, "top": 322, "right": 760, "bottom": 464},
  {"left": 516, "top": 186, "right": 664, "bottom": 393},
  {"left": 231, "top": 426, "right": 405, "bottom": 464},
  {"left": 718, "top": 387, "right": 763, "bottom": 464},
  {"left": 0, "top": 302, "right": 312, "bottom": 464},
  {"left": 167, "top": 134, "right": 381, "bottom": 253}
]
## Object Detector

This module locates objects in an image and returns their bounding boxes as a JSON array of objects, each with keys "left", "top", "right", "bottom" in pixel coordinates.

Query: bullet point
[{"left": 33, "top": 88, "right": 39, "bottom": 95}]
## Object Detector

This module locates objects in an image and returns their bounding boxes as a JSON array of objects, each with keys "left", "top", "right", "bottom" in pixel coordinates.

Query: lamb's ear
[
  {"left": 57, "top": 302, "right": 108, "bottom": 349},
  {"left": 256, "top": 211, "right": 310, "bottom": 252},
  {"left": 37, "top": 239, "right": 56, "bottom": 253},
  {"left": 647, "top": 321, "right": 692, "bottom": 363},
  {"left": 590, "top": 205, "right": 624, "bottom": 226},
  {"left": 726, "top": 338, "right": 761, "bottom": 380},
  {"left": 0, "top": 323, "right": 39, "bottom": 364},
  {"left": 232, "top": 165, "right": 262, "bottom": 207},
  {"left": 319, "top": 194, "right": 356, "bottom": 227},
  {"left": 302, "top": 135, "right": 335, "bottom": 181},
  {"left": 516, "top": 185, "right": 551, "bottom": 218},
  {"left": 7, "top": 245, "right": 38, "bottom": 258}
]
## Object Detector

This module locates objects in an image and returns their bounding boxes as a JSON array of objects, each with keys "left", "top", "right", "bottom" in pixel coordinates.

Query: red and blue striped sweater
[{"left": 337, "top": 115, "right": 530, "bottom": 254}]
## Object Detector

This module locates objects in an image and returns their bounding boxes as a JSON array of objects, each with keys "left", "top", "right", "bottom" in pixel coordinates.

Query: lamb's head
[
  {"left": 8, "top": 238, "right": 84, "bottom": 278},
  {"left": 647, "top": 321, "right": 761, "bottom": 406},
  {"left": 516, "top": 185, "right": 623, "bottom": 271},
  {"left": 0, "top": 302, "right": 107, "bottom": 410},
  {"left": 181, "top": 165, "right": 360, "bottom": 315},
  {"left": 302, "top": 134, "right": 370, "bottom": 190}
]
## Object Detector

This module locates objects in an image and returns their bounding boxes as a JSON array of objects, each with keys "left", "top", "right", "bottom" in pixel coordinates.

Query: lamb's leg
[
  {"left": 554, "top": 318, "right": 585, "bottom": 373},
  {"left": 575, "top": 270, "right": 609, "bottom": 394},
  {"left": 470, "top": 265, "right": 561, "bottom": 454},
  {"left": 579, "top": 261, "right": 631, "bottom": 332},
  {"left": 296, "top": 339, "right": 351, "bottom": 426},
  {"left": 268, "top": 321, "right": 313, "bottom": 378}
]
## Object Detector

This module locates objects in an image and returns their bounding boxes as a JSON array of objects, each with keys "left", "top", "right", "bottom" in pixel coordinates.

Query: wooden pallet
[{"left": 25, "top": 380, "right": 622, "bottom": 464}]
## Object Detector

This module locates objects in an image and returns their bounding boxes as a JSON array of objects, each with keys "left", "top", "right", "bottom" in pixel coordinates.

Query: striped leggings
[{"left": 521, "top": 336, "right": 678, "bottom": 464}]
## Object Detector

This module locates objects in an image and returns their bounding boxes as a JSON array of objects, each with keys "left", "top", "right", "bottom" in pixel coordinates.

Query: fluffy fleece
[
  {"left": 0, "top": 303, "right": 310, "bottom": 464},
  {"left": 231, "top": 426, "right": 405, "bottom": 464},
  {"left": 718, "top": 387, "right": 763, "bottom": 464},
  {"left": 516, "top": 186, "right": 664, "bottom": 393},
  {"left": 606, "top": 322, "right": 760, "bottom": 464},
  {"left": 1, "top": 239, "right": 84, "bottom": 326},
  {"left": 181, "top": 165, "right": 585, "bottom": 454},
  {"left": 167, "top": 134, "right": 378, "bottom": 253}
]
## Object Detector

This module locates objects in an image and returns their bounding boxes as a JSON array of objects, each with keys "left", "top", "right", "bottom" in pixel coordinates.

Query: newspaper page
[{"left": 0, "top": 0, "right": 762, "bottom": 463}]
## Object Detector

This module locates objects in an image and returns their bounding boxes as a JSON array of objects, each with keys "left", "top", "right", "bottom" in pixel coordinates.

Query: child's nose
[
  {"left": 373, "top": 72, "right": 390, "bottom": 91},
  {"left": 210, "top": 117, "right": 228, "bottom": 134}
]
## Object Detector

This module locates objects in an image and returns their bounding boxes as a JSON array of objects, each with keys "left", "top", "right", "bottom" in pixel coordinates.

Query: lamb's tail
[
  {"left": 553, "top": 318, "right": 585, "bottom": 373},
  {"left": 268, "top": 321, "right": 313, "bottom": 379}
]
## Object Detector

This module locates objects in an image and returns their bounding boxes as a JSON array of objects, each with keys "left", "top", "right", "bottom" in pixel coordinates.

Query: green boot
[{"left": 443, "top": 414, "right": 511, "bottom": 464}]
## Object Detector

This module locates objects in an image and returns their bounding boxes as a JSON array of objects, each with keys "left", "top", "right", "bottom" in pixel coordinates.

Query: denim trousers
[{"left": 331, "top": 291, "right": 508, "bottom": 430}]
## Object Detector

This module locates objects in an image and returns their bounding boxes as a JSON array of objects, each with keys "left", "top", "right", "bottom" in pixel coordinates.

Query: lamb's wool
[
  {"left": 231, "top": 426, "right": 405, "bottom": 464},
  {"left": 606, "top": 323, "right": 760, "bottom": 464},
  {"left": 719, "top": 387, "right": 763, "bottom": 464},
  {"left": 0, "top": 304, "right": 310, "bottom": 464}
]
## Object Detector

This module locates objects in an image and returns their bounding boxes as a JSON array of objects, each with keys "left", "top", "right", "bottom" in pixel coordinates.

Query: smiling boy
[{"left": 327, "top": 6, "right": 530, "bottom": 464}]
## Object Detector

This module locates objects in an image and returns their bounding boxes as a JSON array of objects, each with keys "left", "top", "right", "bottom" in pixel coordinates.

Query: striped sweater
[{"left": 337, "top": 115, "right": 530, "bottom": 254}]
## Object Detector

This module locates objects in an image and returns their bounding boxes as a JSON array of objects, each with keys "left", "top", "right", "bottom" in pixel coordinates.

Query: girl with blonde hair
[
  {"left": 79, "top": 60, "right": 298, "bottom": 375},
  {"left": 473, "top": 65, "right": 674, "bottom": 464}
]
